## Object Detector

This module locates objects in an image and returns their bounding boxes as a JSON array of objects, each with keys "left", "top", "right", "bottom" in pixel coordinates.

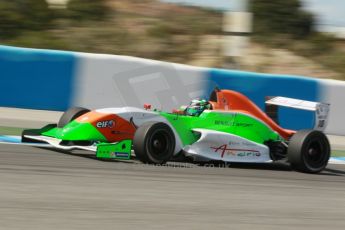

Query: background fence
[{"left": 1, "top": 45, "right": 344, "bottom": 135}]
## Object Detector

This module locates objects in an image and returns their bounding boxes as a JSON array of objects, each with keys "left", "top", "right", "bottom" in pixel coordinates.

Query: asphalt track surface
[{"left": 1, "top": 144, "right": 345, "bottom": 230}]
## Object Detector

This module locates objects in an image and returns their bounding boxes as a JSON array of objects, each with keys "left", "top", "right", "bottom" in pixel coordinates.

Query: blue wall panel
[
  {"left": 0, "top": 45, "right": 325, "bottom": 132},
  {"left": 0, "top": 46, "right": 76, "bottom": 111},
  {"left": 209, "top": 69, "right": 321, "bottom": 130}
]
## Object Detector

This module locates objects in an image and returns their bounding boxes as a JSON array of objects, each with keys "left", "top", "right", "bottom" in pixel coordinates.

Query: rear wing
[{"left": 265, "top": 97, "right": 330, "bottom": 131}]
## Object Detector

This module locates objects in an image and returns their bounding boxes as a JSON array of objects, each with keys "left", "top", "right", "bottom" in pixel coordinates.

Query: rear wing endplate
[{"left": 265, "top": 97, "right": 330, "bottom": 131}]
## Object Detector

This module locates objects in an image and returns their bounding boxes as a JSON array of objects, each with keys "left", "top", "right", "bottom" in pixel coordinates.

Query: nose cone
[
  {"left": 57, "top": 120, "right": 107, "bottom": 141},
  {"left": 48, "top": 110, "right": 136, "bottom": 143},
  {"left": 75, "top": 111, "right": 136, "bottom": 143}
]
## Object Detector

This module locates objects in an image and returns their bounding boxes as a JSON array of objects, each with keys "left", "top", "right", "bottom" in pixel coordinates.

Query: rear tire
[
  {"left": 57, "top": 107, "right": 90, "bottom": 128},
  {"left": 288, "top": 130, "right": 330, "bottom": 173},
  {"left": 133, "top": 122, "right": 175, "bottom": 164}
]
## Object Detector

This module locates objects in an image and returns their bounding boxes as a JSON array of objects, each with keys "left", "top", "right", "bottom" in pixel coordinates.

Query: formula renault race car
[{"left": 22, "top": 89, "right": 331, "bottom": 173}]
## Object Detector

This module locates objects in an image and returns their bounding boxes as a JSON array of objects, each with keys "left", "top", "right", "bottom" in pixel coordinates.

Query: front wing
[{"left": 23, "top": 135, "right": 132, "bottom": 160}]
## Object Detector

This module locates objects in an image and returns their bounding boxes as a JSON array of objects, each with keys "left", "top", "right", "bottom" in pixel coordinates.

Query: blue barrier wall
[
  {"left": 1, "top": 45, "right": 343, "bottom": 134},
  {"left": 0, "top": 46, "right": 76, "bottom": 111}
]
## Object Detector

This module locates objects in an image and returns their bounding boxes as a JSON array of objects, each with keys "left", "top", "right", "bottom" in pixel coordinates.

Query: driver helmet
[{"left": 185, "top": 99, "right": 211, "bottom": 116}]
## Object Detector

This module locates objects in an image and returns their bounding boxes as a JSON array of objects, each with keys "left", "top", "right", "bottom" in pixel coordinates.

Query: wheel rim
[
  {"left": 303, "top": 139, "right": 328, "bottom": 170},
  {"left": 147, "top": 129, "right": 171, "bottom": 161}
]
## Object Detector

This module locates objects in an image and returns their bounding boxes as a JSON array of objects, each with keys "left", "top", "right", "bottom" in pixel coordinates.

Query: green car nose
[{"left": 43, "top": 120, "right": 107, "bottom": 142}]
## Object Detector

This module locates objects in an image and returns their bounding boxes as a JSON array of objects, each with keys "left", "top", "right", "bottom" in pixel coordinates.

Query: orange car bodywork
[{"left": 76, "top": 111, "right": 136, "bottom": 142}]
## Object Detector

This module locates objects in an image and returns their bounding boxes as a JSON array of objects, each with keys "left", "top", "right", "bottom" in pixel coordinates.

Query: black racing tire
[
  {"left": 133, "top": 122, "right": 175, "bottom": 164},
  {"left": 288, "top": 130, "right": 330, "bottom": 173},
  {"left": 57, "top": 107, "right": 90, "bottom": 128}
]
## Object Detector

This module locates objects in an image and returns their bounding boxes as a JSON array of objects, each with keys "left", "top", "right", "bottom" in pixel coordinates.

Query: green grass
[
  {"left": 0, "top": 126, "right": 25, "bottom": 136},
  {"left": 331, "top": 150, "right": 345, "bottom": 158}
]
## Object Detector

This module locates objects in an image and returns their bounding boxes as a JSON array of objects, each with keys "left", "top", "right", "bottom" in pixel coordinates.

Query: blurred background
[{"left": 0, "top": 0, "right": 344, "bottom": 80}]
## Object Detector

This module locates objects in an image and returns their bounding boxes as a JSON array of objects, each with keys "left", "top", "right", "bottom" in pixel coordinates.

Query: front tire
[
  {"left": 288, "top": 130, "right": 330, "bottom": 173},
  {"left": 133, "top": 122, "right": 175, "bottom": 164}
]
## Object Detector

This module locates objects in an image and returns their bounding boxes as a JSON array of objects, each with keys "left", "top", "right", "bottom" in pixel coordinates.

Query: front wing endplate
[{"left": 96, "top": 140, "right": 132, "bottom": 160}]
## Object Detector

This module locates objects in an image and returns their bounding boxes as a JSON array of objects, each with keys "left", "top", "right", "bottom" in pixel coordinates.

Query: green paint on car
[
  {"left": 160, "top": 111, "right": 282, "bottom": 146},
  {"left": 42, "top": 120, "right": 107, "bottom": 142}
]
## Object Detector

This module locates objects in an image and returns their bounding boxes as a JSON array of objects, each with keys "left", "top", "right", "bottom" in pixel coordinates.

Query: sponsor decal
[
  {"left": 210, "top": 144, "right": 260, "bottom": 158},
  {"left": 111, "top": 152, "right": 130, "bottom": 158},
  {"left": 215, "top": 120, "right": 232, "bottom": 126},
  {"left": 96, "top": 120, "right": 115, "bottom": 128},
  {"left": 237, "top": 152, "right": 261, "bottom": 157},
  {"left": 228, "top": 141, "right": 256, "bottom": 147},
  {"left": 235, "top": 122, "right": 253, "bottom": 128},
  {"left": 214, "top": 120, "right": 253, "bottom": 127}
]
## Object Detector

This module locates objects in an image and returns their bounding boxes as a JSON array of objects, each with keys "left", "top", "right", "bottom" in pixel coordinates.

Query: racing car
[{"left": 22, "top": 88, "right": 331, "bottom": 173}]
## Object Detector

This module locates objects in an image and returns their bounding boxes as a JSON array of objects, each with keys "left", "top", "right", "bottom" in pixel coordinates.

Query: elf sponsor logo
[
  {"left": 96, "top": 120, "right": 115, "bottom": 128},
  {"left": 211, "top": 144, "right": 260, "bottom": 158}
]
